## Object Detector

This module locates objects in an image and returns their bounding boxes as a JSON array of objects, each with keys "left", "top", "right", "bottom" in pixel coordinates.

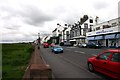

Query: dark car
[
  {"left": 87, "top": 49, "right": 120, "bottom": 79},
  {"left": 86, "top": 42, "right": 101, "bottom": 48},
  {"left": 51, "top": 45, "right": 63, "bottom": 53}
]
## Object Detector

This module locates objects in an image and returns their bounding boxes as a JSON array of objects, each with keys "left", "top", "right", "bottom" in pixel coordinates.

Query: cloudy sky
[{"left": 0, "top": 0, "right": 119, "bottom": 43}]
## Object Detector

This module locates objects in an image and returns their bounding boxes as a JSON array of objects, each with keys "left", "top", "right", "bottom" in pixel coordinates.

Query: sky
[{"left": 0, "top": 0, "right": 119, "bottom": 43}]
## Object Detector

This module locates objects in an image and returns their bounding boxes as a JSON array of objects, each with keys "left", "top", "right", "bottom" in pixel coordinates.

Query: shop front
[
  {"left": 104, "top": 34, "right": 116, "bottom": 48},
  {"left": 94, "top": 35, "right": 104, "bottom": 47},
  {"left": 86, "top": 36, "right": 96, "bottom": 43},
  {"left": 116, "top": 33, "right": 120, "bottom": 48}
]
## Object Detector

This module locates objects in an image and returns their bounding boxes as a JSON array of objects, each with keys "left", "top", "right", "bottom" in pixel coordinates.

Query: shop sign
[{"left": 96, "top": 29, "right": 113, "bottom": 34}]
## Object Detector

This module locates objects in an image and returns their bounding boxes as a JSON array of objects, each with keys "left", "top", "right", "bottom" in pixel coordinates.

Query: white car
[{"left": 78, "top": 43, "right": 87, "bottom": 48}]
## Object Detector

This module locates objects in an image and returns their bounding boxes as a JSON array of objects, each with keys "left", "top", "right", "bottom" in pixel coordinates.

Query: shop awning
[
  {"left": 95, "top": 36, "right": 104, "bottom": 40},
  {"left": 73, "top": 36, "right": 85, "bottom": 39},
  {"left": 116, "top": 33, "right": 120, "bottom": 38},
  {"left": 69, "top": 39, "right": 76, "bottom": 42},
  {"left": 104, "top": 34, "right": 116, "bottom": 39},
  {"left": 86, "top": 37, "right": 95, "bottom": 40}
]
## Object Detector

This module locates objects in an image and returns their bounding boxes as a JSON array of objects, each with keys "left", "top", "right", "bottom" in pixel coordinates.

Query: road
[{"left": 40, "top": 45, "right": 112, "bottom": 80}]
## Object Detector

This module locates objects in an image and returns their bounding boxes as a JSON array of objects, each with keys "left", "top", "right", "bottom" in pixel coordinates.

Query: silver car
[{"left": 78, "top": 43, "right": 87, "bottom": 48}]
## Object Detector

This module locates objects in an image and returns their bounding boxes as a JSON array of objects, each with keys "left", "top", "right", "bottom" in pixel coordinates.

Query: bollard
[{"left": 30, "top": 64, "right": 52, "bottom": 80}]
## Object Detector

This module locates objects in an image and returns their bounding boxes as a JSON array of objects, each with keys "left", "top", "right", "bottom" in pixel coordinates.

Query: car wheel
[
  {"left": 55, "top": 52, "right": 57, "bottom": 54},
  {"left": 88, "top": 62, "right": 94, "bottom": 72}
]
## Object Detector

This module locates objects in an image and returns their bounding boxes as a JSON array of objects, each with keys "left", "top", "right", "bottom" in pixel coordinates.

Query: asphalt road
[{"left": 40, "top": 45, "right": 112, "bottom": 80}]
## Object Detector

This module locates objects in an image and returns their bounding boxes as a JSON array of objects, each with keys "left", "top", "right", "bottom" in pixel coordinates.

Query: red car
[
  {"left": 50, "top": 43, "right": 55, "bottom": 47},
  {"left": 87, "top": 49, "right": 120, "bottom": 79},
  {"left": 43, "top": 42, "right": 49, "bottom": 48}
]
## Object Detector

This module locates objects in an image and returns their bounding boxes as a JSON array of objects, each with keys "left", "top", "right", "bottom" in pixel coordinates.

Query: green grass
[{"left": 2, "top": 43, "right": 34, "bottom": 80}]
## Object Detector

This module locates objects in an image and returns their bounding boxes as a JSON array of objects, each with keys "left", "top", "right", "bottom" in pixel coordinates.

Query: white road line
[
  {"left": 57, "top": 55, "right": 102, "bottom": 79},
  {"left": 65, "top": 49, "right": 71, "bottom": 50},
  {"left": 66, "top": 47, "right": 76, "bottom": 48},
  {"left": 74, "top": 51, "right": 85, "bottom": 54}
]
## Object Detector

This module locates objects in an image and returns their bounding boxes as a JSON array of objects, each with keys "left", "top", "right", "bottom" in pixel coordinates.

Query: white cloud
[{"left": 0, "top": 0, "right": 119, "bottom": 43}]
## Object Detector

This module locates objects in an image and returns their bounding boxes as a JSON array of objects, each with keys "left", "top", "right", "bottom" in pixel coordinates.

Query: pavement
[{"left": 22, "top": 43, "right": 46, "bottom": 80}]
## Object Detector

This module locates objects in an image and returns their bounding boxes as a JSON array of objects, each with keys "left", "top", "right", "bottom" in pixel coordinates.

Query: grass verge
[{"left": 2, "top": 43, "right": 34, "bottom": 80}]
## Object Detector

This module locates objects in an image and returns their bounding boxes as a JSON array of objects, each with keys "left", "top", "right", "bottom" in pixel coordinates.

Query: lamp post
[{"left": 38, "top": 33, "right": 41, "bottom": 46}]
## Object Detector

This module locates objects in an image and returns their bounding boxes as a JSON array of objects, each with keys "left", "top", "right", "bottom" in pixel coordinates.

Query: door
[
  {"left": 107, "top": 52, "right": 120, "bottom": 78},
  {"left": 93, "top": 52, "right": 112, "bottom": 74},
  {"left": 106, "top": 39, "right": 108, "bottom": 47}
]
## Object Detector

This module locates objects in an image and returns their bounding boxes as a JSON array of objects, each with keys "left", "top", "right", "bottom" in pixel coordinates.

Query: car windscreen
[{"left": 54, "top": 46, "right": 61, "bottom": 48}]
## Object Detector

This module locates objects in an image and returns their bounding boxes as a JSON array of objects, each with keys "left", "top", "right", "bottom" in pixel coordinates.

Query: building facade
[
  {"left": 51, "top": 24, "right": 66, "bottom": 44},
  {"left": 86, "top": 18, "right": 120, "bottom": 48},
  {"left": 70, "top": 15, "right": 95, "bottom": 45}
]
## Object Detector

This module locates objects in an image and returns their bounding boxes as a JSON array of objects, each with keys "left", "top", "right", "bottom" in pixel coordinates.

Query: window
[
  {"left": 83, "top": 29, "right": 86, "bottom": 36},
  {"left": 96, "top": 27, "right": 100, "bottom": 30},
  {"left": 111, "top": 53, "right": 120, "bottom": 62},
  {"left": 84, "top": 23, "right": 88, "bottom": 29},
  {"left": 90, "top": 19, "right": 93, "bottom": 23},
  {"left": 103, "top": 25, "right": 111, "bottom": 29},
  {"left": 99, "top": 52, "right": 111, "bottom": 60},
  {"left": 111, "top": 22, "right": 117, "bottom": 27},
  {"left": 66, "top": 31, "right": 69, "bottom": 35}
]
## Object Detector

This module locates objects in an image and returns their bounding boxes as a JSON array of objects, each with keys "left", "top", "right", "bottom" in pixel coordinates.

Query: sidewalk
[{"left": 22, "top": 43, "right": 52, "bottom": 80}]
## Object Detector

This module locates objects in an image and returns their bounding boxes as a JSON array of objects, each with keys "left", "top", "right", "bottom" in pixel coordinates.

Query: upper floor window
[
  {"left": 66, "top": 31, "right": 69, "bottom": 35},
  {"left": 93, "top": 29, "right": 95, "bottom": 31},
  {"left": 84, "top": 23, "right": 88, "bottom": 29},
  {"left": 111, "top": 22, "right": 117, "bottom": 27},
  {"left": 83, "top": 29, "right": 86, "bottom": 36},
  {"left": 103, "top": 25, "right": 111, "bottom": 29},
  {"left": 96, "top": 27, "right": 100, "bottom": 30},
  {"left": 89, "top": 19, "right": 93, "bottom": 23}
]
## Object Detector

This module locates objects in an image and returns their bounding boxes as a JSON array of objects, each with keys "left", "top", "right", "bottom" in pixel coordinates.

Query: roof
[{"left": 107, "top": 49, "right": 120, "bottom": 53}]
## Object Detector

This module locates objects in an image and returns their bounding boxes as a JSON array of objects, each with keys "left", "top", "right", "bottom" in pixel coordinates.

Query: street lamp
[{"left": 38, "top": 33, "right": 41, "bottom": 45}]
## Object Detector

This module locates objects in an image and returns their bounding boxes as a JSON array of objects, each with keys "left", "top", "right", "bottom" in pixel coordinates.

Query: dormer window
[{"left": 90, "top": 19, "right": 93, "bottom": 23}]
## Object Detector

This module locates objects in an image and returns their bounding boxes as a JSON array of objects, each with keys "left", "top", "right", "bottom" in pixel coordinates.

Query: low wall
[{"left": 23, "top": 43, "right": 52, "bottom": 80}]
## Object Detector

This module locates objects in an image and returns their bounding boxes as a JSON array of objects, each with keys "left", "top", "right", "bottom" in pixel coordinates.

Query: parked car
[
  {"left": 87, "top": 49, "right": 120, "bottom": 79},
  {"left": 86, "top": 42, "right": 101, "bottom": 48},
  {"left": 78, "top": 43, "right": 87, "bottom": 48},
  {"left": 51, "top": 45, "right": 63, "bottom": 53},
  {"left": 64, "top": 42, "right": 72, "bottom": 46},
  {"left": 43, "top": 42, "right": 49, "bottom": 48},
  {"left": 50, "top": 43, "right": 55, "bottom": 47}
]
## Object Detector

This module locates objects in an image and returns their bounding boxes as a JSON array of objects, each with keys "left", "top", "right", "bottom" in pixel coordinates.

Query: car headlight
[
  {"left": 96, "top": 45, "right": 98, "bottom": 46},
  {"left": 54, "top": 49, "right": 57, "bottom": 51},
  {"left": 61, "top": 48, "right": 63, "bottom": 50}
]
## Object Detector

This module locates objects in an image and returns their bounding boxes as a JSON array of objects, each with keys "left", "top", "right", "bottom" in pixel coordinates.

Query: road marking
[
  {"left": 65, "top": 49, "right": 71, "bottom": 50},
  {"left": 57, "top": 55, "right": 103, "bottom": 79},
  {"left": 66, "top": 47, "right": 76, "bottom": 48},
  {"left": 74, "top": 51, "right": 85, "bottom": 54}
]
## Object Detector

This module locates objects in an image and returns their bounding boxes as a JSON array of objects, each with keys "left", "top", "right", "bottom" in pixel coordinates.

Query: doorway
[{"left": 106, "top": 39, "right": 108, "bottom": 47}]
